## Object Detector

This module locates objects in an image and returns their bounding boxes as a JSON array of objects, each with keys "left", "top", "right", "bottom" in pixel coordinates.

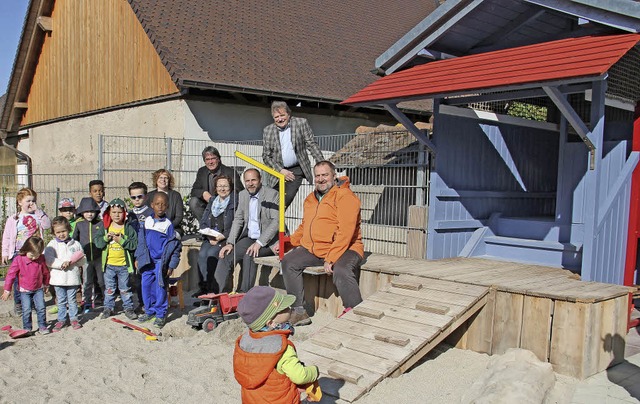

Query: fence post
[
  {"left": 166, "top": 137, "right": 173, "bottom": 171},
  {"left": 98, "top": 134, "right": 104, "bottom": 181},
  {"left": 416, "top": 140, "right": 427, "bottom": 206}
]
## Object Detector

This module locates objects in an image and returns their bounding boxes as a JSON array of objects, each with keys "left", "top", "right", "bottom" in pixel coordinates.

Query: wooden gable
[{"left": 21, "top": 0, "right": 178, "bottom": 126}]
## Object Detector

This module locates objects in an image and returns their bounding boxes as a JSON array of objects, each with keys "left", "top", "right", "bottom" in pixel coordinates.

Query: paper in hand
[{"left": 198, "top": 228, "right": 223, "bottom": 238}]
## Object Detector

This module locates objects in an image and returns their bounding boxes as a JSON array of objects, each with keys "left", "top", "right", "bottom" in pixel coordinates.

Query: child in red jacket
[{"left": 2, "top": 236, "right": 51, "bottom": 335}]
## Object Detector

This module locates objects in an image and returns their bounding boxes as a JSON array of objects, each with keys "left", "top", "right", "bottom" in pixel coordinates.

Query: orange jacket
[
  {"left": 290, "top": 176, "right": 364, "bottom": 264},
  {"left": 233, "top": 329, "right": 300, "bottom": 404}
]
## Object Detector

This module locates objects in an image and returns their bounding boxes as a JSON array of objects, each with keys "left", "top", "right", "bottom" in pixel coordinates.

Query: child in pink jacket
[{"left": 2, "top": 236, "right": 51, "bottom": 334}]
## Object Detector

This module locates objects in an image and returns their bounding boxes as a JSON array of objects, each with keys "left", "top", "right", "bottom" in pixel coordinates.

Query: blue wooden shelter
[{"left": 344, "top": 0, "right": 640, "bottom": 285}]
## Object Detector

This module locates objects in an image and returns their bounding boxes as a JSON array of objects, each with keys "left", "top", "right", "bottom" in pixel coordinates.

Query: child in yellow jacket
[{"left": 233, "top": 286, "right": 321, "bottom": 403}]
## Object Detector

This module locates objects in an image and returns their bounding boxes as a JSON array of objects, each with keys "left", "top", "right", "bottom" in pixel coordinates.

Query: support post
[
  {"left": 626, "top": 101, "right": 640, "bottom": 329},
  {"left": 98, "top": 134, "right": 104, "bottom": 181},
  {"left": 383, "top": 103, "right": 436, "bottom": 154},
  {"left": 166, "top": 137, "right": 172, "bottom": 171},
  {"left": 580, "top": 79, "right": 606, "bottom": 281}
]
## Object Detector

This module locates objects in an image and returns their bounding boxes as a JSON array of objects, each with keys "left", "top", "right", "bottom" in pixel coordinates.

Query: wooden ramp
[{"left": 297, "top": 275, "right": 491, "bottom": 402}]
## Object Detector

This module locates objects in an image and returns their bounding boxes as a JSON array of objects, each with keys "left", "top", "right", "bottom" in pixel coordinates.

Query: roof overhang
[{"left": 343, "top": 34, "right": 640, "bottom": 107}]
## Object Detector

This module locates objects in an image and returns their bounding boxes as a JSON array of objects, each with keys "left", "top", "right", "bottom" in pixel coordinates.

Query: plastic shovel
[{"left": 2, "top": 325, "right": 30, "bottom": 339}]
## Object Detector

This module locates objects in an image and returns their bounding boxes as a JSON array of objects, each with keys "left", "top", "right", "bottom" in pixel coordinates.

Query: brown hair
[
  {"left": 152, "top": 169, "right": 175, "bottom": 190},
  {"left": 214, "top": 174, "right": 234, "bottom": 192},
  {"left": 14, "top": 188, "right": 37, "bottom": 219},
  {"left": 18, "top": 236, "right": 45, "bottom": 257},
  {"left": 51, "top": 216, "right": 72, "bottom": 233}
]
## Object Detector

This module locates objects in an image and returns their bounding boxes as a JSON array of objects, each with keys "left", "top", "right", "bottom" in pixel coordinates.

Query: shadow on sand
[{"left": 605, "top": 333, "right": 640, "bottom": 400}]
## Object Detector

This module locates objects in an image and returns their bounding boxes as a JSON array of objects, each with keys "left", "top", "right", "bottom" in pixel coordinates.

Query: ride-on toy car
[{"left": 187, "top": 292, "right": 245, "bottom": 332}]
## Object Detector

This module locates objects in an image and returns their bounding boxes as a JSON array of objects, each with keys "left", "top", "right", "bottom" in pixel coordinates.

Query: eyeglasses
[
  {"left": 130, "top": 195, "right": 145, "bottom": 200},
  {"left": 216, "top": 185, "right": 230, "bottom": 189}
]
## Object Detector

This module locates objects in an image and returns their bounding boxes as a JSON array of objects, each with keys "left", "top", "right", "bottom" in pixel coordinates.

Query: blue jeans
[
  {"left": 54, "top": 286, "right": 79, "bottom": 323},
  {"left": 20, "top": 288, "right": 46, "bottom": 331},
  {"left": 104, "top": 265, "right": 133, "bottom": 311}
]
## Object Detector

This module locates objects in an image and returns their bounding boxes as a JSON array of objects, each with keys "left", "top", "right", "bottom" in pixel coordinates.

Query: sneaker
[
  {"left": 101, "top": 308, "right": 112, "bottom": 319},
  {"left": 39, "top": 326, "right": 51, "bottom": 335},
  {"left": 48, "top": 306, "right": 59, "bottom": 314},
  {"left": 71, "top": 320, "right": 82, "bottom": 330},
  {"left": 153, "top": 317, "right": 166, "bottom": 328},
  {"left": 52, "top": 321, "right": 65, "bottom": 333},
  {"left": 14, "top": 304, "right": 22, "bottom": 316},
  {"left": 289, "top": 310, "right": 312, "bottom": 327},
  {"left": 124, "top": 309, "right": 138, "bottom": 320},
  {"left": 137, "top": 313, "right": 155, "bottom": 323}
]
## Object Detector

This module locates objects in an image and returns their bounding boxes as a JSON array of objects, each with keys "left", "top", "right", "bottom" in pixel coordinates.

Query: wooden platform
[{"left": 296, "top": 276, "right": 490, "bottom": 402}]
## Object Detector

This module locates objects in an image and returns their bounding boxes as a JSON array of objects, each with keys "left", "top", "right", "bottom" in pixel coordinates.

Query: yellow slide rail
[{"left": 234, "top": 151, "right": 288, "bottom": 259}]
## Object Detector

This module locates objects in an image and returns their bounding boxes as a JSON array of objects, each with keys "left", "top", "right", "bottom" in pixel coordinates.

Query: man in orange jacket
[{"left": 281, "top": 160, "right": 364, "bottom": 327}]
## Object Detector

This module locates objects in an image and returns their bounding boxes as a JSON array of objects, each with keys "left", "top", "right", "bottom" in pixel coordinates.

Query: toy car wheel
[{"left": 202, "top": 318, "right": 217, "bottom": 332}]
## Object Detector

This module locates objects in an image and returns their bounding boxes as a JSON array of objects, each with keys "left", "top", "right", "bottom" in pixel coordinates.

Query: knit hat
[
  {"left": 76, "top": 197, "right": 100, "bottom": 214},
  {"left": 238, "top": 286, "right": 296, "bottom": 332},
  {"left": 58, "top": 198, "right": 75, "bottom": 209}
]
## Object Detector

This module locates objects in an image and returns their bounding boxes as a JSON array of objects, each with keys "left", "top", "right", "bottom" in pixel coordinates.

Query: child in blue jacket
[{"left": 135, "top": 192, "right": 181, "bottom": 328}]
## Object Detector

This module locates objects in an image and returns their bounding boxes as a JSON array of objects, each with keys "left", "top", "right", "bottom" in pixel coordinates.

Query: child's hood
[
  {"left": 102, "top": 198, "right": 128, "bottom": 229},
  {"left": 76, "top": 197, "right": 100, "bottom": 215}
]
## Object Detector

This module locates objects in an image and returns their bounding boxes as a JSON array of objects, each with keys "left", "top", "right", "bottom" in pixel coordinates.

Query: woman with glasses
[
  {"left": 146, "top": 169, "right": 184, "bottom": 237},
  {"left": 194, "top": 175, "right": 237, "bottom": 296}
]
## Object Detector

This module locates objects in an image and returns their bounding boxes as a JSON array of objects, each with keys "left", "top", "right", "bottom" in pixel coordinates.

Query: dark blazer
[
  {"left": 227, "top": 186, "right": 279, "bottom": 249},
  {"left": 200, "top": 192, "right": 238, "bottom": 241},
  {"left": 262, "top": 116, "right": 324, "bottom": 187},
  {"left": 190, "top": 163, "right": 243, "bottom": 200}
]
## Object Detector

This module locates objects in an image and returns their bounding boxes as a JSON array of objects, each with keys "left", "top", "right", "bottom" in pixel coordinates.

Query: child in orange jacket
[{"left": 233, "top": 286, "right": 321, "bottom": 403}]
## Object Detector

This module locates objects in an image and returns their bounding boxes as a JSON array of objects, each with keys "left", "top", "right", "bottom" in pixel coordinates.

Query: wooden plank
[
  {"left": 329, "top": 365, "right": 364, "bottom": 385},
  {"left": 367, "top": 291, "right": 464, "bottom": 314},
  {"left": 358, "top": 270, "right": 379, "bottom": 300},
  {"left": 303, "top": 342, "right": 397, "bottom": 376},
  {"left": 395, "top": 275, "right": 489, "bottom": 296},
  {"left": 415, "top": 300, "right": 450, "bottom": 315},
  {"left": 491, "top": 291, "right": 524, "bottom": 355},
  {"left": 340, "top": 333, "right": 412, "bottom": 363},
  {"left": 407, "top": 205, "right": 427, "bottom": 259},
  {"left": 465, "top": 287, "right": 496, "bottom": 354},
  {"left": 310, "top": 332, "right": 343, "bottom": 350},
  {"left": 352, "top": 306, "right": 385, "bottom": 319},
  {"left": 393, "top": 294, "right": 489, "bottom": 376},
  {"left": 297, "top": 352, "right": 369, "bottom": 402},
  {"left": 382, "top": 284, "right": 480, "bottom": 307},
  {"left": 520, "top": 296, "right": 553, "bottom": 362},
  {"left": 357, "top": 300, "right": 453, "bottom": 328},
  {"left": 391, "top": 279, "right": 423, "bottom": 291},
  {"left": 340, "top": 308, "right": 441, "bottom": 338},
  {"left": 326, "top": 319, "right": 422, "bottom": 351},
  {"left": 549, "top": 300, "right": 591, "bottom": 379},
  {"left": 374, "top": 333, "right": 410, "bottom": 347}
]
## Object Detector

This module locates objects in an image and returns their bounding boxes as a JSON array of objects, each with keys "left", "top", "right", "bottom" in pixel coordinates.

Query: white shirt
[
  {"left": 248, "top": 192, "right": 262, "bottom": 244},
  {"left": 279, "top": 126, "right": 298, "bottom": 168}
]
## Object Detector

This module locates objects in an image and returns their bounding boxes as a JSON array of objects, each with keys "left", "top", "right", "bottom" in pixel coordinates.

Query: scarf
[{"left": 211, "top": 195, "right": 230, "bottom": 217}]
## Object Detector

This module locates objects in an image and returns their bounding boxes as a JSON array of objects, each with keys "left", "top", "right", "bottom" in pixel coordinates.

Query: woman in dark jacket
[
  {"left": 195, "top": 175, "right": 237, "bottom": 295},
  {"left": 146, "top": 169, "right": 184, "bottom": 237}
]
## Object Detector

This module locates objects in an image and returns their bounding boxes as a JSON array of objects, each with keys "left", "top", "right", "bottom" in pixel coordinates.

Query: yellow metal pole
[{"left": 234, "top": 151, "right": 287, "bottom": 258}]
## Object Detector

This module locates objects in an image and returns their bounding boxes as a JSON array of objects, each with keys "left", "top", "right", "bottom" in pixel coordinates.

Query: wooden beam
[
  {"left": 13, "top": 102, "right": 28, "bottom": 109},
  {"left": 439, "top": 104, "right": 560, "bottom": 132},
  {"left": 384, "top": 103, "right": 436, "bottom": 154},
  {"left": 37, "top": 16, "right": 52, "bottom": 32}
]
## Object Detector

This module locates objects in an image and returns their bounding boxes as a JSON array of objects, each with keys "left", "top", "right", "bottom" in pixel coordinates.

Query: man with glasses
[{"left": 188, "top": 146, "right": 243, "bottom": 223}]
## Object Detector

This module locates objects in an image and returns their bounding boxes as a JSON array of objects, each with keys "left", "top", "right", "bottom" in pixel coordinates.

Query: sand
[{"left": 0, "top": 294, "right": 578, "bottom": 404}]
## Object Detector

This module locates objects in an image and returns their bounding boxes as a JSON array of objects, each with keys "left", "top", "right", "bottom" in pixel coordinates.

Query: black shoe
[
  {"left": 124, "top": 309, "right": 138, "bottom": 320},
  {"left": 101, "top": 308, "right": 112, "bottom": 319}
]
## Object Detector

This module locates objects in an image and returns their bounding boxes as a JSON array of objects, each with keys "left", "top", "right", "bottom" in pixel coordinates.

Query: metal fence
[{"left": 0, "top": 131, "right": 430, "bottom": 258}]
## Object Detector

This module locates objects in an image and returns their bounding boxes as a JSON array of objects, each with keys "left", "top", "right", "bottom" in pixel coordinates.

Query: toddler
[
  {"left": 1, "top": 188, "right": 51, "bottom": 316},
  {"left": 73, "top": 197, "right": 105, "bottom": 312},
  {"left": 58, "top": 198, "right": 77, "bottom": 235},
  {"left": 234, "top": 286, "right": 321, "bottom": 403},
  {"left": 45, "top": 216, "right": 86, "bottom": 331},
  {"left": 1, "top": 236, "right": 51, "bottom": 335},
  {"left": 96, "top": 198, "right": 138, "bottom": 320}
]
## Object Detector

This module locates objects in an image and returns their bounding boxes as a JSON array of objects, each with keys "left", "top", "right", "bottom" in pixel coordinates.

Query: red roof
[{"left": 342, "top": 34, "right": 640, "bottom": 106}]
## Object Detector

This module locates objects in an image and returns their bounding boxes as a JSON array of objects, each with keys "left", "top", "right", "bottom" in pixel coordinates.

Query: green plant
[
  {"left": 506, "top": 101, "right": 548, "bottom": 122},
  {"left": 181, "top": 195, "right": 199, "bottom": 235}
]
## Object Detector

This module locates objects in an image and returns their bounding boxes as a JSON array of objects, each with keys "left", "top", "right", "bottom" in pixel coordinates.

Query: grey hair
[
  {"left": 201, "top": 146, "right": 221, "bottom": 160},
  {"left": 271, "top": 101, "right": 291, "bottom": 115}
]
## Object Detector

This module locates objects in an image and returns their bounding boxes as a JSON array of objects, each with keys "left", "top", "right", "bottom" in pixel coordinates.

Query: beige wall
[{"left": 28, "top": 99, "right": 194, "bottom": 175}]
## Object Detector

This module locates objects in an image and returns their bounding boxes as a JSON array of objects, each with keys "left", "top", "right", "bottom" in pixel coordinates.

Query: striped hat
[{"left": 238, "top": 286, "right": 295, "bottom": 332}]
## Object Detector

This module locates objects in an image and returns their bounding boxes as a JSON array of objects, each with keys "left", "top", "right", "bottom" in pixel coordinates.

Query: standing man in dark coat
[
  {"left": 262, "top": 101, "right": 324, "bottom": 208},
  {"left": 189, "top": 146, "right": 243, "bottom": 222}
]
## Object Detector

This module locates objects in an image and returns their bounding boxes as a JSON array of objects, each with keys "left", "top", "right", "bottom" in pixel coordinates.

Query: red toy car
[{"left": 187, "top": 292, "right": 245, "bottom": 332}]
